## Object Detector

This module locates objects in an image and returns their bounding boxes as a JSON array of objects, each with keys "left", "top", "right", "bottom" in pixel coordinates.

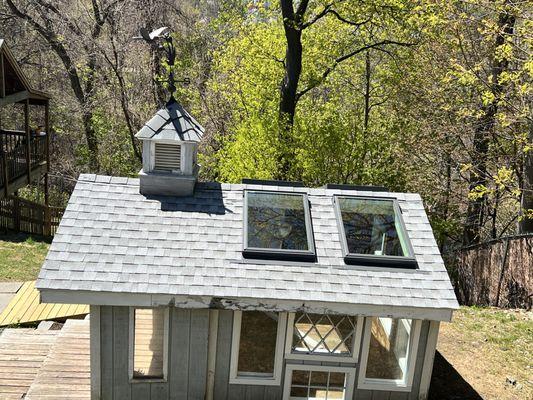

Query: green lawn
[
  {"left": 0, "top": 234, "right": 50, "bottom": 281},
  {"left": 436, "top": 306, "right": 533, "bottom": 400}
]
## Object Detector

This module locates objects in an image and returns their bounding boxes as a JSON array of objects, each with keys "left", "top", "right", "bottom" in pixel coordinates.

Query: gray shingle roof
[
  {"left": 36, "top": 175, "right": 459, "bottom": 320},
  {"left": 135, "top": 101, "right": 204, "bottom": 142}
]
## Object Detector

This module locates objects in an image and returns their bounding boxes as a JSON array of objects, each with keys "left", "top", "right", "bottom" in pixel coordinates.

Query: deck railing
[
  {"left": 0, "top": 129, "right": 48, "bottom": 189},
  {"left": 0, "top": 196, "right": 64, "bottom": 236}
]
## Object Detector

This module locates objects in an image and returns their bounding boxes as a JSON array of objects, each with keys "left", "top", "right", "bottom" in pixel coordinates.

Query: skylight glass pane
[
  {"left": 246, "top": 192, "right": 310, "bottom": 251},
  {"left": 337, "top": 197, "right": 409, "bottom": 257}
]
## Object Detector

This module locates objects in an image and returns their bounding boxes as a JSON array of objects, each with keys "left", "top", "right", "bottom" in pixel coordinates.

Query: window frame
[
  {"left": 357, "top": 317, "right": 422, "bottom": 392},
  {"left": 128, "top": 307, "right": 170, "bottom": 383},
  {"left": 333, "top": 195, "right": 417, "bottom": 268},
  {"left": 282, "top": 364, "right": 357, "bottom": 400},
  {"left": 284, "top": 313, "right": 364, "bottom": 362},
  {"left": 243, "top": 190, "right": 316, "bottom": 262},
  {"left": 229, "top": 310, "right": 288, "bottom": 386}
]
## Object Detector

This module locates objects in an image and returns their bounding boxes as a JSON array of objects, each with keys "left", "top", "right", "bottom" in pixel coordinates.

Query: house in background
[
  {"left": 0, "top": 39, "right": 50, "bottom": 199},
  {"left": 36, "top": 99, "right": 458, "bottom": 400}
]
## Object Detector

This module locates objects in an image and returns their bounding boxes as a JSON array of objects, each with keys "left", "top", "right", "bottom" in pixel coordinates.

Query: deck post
[
  {"left": 24, "top": 99, "right": 31, "bottom": 184},
  {"left": 0, "top": 107, "right": 6, "bottom": 196},
  {"left": 44, "top": 99, "right": 50, "bottom": 208},
  {"left": 0, "top": 52, "right": 5, "bottom": 98},
  {"left": 13, "top": 195, "right": 20, "bottom": 232},
  {"left": 1, "top": 135, "right": 8, "bottom": 197}
]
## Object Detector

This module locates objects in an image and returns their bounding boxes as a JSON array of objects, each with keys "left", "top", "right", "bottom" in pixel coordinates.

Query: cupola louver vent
[{"left": 154, "top": 143, "right": 181, "bottom": 172}]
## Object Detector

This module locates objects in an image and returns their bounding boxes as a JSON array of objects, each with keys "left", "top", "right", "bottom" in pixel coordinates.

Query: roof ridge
[
  {"left": 77, "top": 174, "right": 423, "bottom": 199},
  {"left": 78, "top": 174, "right": 138, "bottom": 186}
]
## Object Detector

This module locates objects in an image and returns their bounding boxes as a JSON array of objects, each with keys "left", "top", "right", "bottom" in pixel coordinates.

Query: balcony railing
[{"left": 0, "top": 129, "right": 48, "bottom": 190}]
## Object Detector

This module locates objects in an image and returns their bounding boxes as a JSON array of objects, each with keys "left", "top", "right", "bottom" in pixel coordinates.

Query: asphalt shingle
[{"left": 37, "top": 174, "right": 459, "bottom": 319}]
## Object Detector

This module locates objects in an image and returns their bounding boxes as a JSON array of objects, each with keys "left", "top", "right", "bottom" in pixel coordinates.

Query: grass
[
  {"left": 0, "top": 233, "right": 50, "bottom": 281},
  {"left": 437, "top": 306, "right": 532, "bottom": 400}
]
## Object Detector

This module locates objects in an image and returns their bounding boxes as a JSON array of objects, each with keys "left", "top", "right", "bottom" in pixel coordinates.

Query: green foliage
[
  {"left": 90, "top": 108, "right": 141, "bottom": 177},
  {"left": 203, "top": 1, "right": 423, "bottom": 187}
]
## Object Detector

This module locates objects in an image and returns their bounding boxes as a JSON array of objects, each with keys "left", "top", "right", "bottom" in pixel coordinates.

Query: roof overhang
[
  {"left": 0, "top": 39, "right": 51, "bottom": 104},
  {"left": 38, "top": 288, "right": 456, "bottom": 322},
  {"left": 0, "top": 89, "right": 50, "bottom": 106}
]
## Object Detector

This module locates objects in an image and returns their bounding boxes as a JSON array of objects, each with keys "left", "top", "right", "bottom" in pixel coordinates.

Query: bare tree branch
[{"left": 297, "top": 40, "right": 416, "bottom": 99}]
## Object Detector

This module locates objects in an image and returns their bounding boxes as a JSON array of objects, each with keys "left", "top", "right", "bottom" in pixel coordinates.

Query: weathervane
[{"left": 135, "top": 27, "right": 190, "bottom": 103}]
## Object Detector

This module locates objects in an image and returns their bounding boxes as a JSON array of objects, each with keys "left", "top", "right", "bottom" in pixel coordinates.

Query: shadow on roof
[{"left": 144, "top": 184, "right": 231, "bottom": 215}]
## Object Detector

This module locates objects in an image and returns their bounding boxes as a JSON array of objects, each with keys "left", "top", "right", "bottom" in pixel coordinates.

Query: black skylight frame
[
  {"left": 242, "top": 190, "right": 316, "bottom": 262},
  {"left": 333, "top": 195, "right": 417, "bottom": 269}
]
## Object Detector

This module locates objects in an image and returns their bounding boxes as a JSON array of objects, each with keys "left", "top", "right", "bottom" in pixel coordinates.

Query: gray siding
[
  {"left": 93, "top": 308, "right": 433, "bottom": 400},
  {"left": 94, "top": 306, "right": 209, "bottom": 400}
]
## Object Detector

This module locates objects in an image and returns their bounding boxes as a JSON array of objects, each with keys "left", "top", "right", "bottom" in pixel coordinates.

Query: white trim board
[
  {"left": 38, "top": 289, "right": 455, "bottom": 322},
  {"left": 229, "top": 310, "right": 287, "bottom": 386},
  {"left": 357, "top": 317, "right": 422, "bottom": 392},
  {"left": 282, "top": 364, "right": 356, "bottom": 400},
  {"left": 128, "top": 306, "right": 169, "bottom": 383},
  {"left": 284, "top": 313, "right": 364, "bottom": 363},
  {"left": 418, "top": 321, "right": 440, "bottom": 400},
  {"left": 89, "top": 305, "right": 101, "bottom": 400}
]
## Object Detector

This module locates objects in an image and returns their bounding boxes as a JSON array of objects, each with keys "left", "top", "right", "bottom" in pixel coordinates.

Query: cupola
[{"left": 135, "top": 99, "right": 204, "bottom": 197}]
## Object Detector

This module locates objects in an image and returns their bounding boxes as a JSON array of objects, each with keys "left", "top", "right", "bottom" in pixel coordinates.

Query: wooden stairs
[{"left": 0, "top": 318, "right": 90, "bottom": 399}]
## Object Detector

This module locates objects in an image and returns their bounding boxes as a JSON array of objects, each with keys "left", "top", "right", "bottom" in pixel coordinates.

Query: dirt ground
[{"left": 430, "top": 307, "right": 532, "bottom": 400}]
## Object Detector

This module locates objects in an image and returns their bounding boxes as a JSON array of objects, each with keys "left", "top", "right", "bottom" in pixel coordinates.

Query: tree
[
  {"left": 4, "top": 0, "right": 120, "bottom": 171},
  {"left": 463, "top": 0, "right": 517, "bottom": 245},
  {"left": 276, "top": 0, "right": 417, "bottom": 177}
]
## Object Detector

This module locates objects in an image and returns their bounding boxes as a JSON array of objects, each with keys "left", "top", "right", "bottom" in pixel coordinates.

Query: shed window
[
  {"left": 243, "top": 191, "right": 315, "bottom": 261},
  {"left": 129, "top": 308, "right": 168, "bottom": 381},
  {"left": 290, "top": 313, "right": 357, "bottom": 357},
  {"left": 358, "top": 317, "right": 421, "bottom": 391},
  {"left": 283, "top": 365, "right": 356, "bottom": 400},
  {"left": 230, "top": 311, "right": 287, "bottom": 385},
  {"left": 334, "top": 196, "right": 416, "bottom": 268}
]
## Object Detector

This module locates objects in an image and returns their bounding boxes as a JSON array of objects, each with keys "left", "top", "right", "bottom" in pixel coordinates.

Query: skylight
[
  {"left": 243, "top": 191, "right": 315, "bottom": 261},
  {"left": 334, "top": 196, "right": 416, "bottom": 268}
]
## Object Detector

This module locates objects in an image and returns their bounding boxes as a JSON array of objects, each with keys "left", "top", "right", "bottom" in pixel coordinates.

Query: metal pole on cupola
[
  {"left": 134, "top": 27, "right": 204, "bottom": 198},
  {"left": 135, "top": 27, "right": 190, "bottom": 106}
]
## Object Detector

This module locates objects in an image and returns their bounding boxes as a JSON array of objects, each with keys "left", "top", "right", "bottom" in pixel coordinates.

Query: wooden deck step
[
  {"left": 0, "top": 281, "right": 89, "bottom": 326},
  {"left": 0, "top": 327, "right": 60, "bottom": 399},
  {"left": 25, "top": 318, "right": 90, "bottom": 400}
]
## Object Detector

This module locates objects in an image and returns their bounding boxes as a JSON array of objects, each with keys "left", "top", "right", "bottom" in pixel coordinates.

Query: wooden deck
[
  {"left": 0, "top": 327, "right": 60, "bottom": 399},
  {"left": 0, "top": 281, "right": 89, "bottom": 326},
  {"left": 25, "top": 319, "right": 90, "bottom": 399}
]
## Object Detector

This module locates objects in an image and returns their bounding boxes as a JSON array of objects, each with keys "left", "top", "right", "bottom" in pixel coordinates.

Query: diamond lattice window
[{"left": 291, "top": 313, "right": 357, "bottom": 357}]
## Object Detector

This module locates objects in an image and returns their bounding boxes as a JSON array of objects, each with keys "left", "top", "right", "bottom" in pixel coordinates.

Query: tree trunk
[
  {"left": 81, "top": 110, "right": 99, "bottom": 172},
  {"left": 279, "top": 0, "right": 304, "bottom": 126},
  {"left": 520, "top": 110, "right": 533, "bottom": 233},
  {"left": 276, "top": 0, "right": 305, "bottom": 179},
  {"left": 363, "top": 51, "right": 371, "bottom": 132},
  {"left": 463, "top": 6, "right": 515, "bottom": 245}
]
